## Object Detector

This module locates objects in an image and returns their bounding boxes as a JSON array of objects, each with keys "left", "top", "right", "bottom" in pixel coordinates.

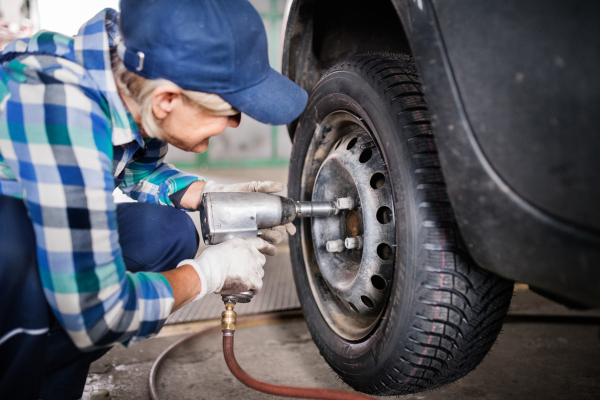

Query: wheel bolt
[
  {"left": 326, "top": 239, "right": 345, "bottom": 252},
  {"left": 344, "top": 236, "right": 364, "bottom": 250},
  {"left": 336, "top": 197, "right": 355, "bottom": 211}
]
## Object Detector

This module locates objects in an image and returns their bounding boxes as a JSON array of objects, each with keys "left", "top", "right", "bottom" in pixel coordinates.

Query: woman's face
[
  {"left": 157, "top": 97, "right": 241, "bottom": 153},
  {"left": 123, "top": 85, "right": 241, "bottom": 153}
]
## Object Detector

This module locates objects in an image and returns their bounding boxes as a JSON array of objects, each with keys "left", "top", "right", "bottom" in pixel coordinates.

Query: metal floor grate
[{"left": 166, "top": 252, "right": 301, "bottom": 324}]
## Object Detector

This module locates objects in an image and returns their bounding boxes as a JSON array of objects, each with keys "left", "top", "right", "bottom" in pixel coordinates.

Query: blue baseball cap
[{"left": 118, "top": 0, "right": 307, "bottom": 125}]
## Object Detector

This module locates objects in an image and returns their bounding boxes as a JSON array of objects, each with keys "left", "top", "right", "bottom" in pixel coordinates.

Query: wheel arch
[{"left": 282, "top": 0, "right": 412, "bottom": 138}]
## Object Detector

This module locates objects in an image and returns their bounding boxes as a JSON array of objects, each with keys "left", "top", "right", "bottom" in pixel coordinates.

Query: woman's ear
[{"left": 151, "top": 85, "right": 182, "bottom": 121}]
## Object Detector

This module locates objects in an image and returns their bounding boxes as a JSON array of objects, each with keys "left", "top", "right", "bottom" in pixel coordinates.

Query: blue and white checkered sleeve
[
  {"left": 119, "top": 138, "right": 202, "bottom": 207},
  {"left": 0, "top": 64, "right": 174, "bottom": 350}
]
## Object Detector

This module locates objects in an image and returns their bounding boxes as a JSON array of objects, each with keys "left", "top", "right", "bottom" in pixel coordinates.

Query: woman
[{"left": 0, "top": 0, "right": 307, "bottom": 398}]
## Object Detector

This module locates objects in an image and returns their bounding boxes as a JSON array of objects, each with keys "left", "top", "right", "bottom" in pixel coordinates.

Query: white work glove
[
  {"left": 258, "top": 224, "right": 296, "bottom": 244},
  {"left": 177, "top": 237, "right": 277, "bottom": 300},
  {"left": 202, "top": 180, "right": 297, "bottom": 244}
]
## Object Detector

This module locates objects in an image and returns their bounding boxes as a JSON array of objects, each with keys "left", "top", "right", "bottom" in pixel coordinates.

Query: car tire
[{"left": 288, "top": 54, "right": 514, "bottom": 395}]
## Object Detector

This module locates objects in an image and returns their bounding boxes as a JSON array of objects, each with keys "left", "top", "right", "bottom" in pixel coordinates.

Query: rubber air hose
[
  {"left": 222, "top": 329, "right": 376, "bottom": 400},
  {"left": 148, "top": 310, "right": 377, "bottom": 400}
]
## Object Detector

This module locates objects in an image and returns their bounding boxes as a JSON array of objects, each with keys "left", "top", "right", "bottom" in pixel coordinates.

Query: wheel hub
[{"left": 310, "top": 123, "right": 396, "bottom": 340}]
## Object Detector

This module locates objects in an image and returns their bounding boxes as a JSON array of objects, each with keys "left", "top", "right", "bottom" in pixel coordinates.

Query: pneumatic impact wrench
[{"left": 197, "top": 191, "right": 355, "bottom": 306}]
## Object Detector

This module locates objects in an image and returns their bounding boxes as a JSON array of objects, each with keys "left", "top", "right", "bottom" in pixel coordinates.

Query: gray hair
[{"left": 110, "top": 47, "right": 238, "bottom": 139}]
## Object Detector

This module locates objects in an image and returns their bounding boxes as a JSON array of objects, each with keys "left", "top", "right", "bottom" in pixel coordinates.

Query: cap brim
[{"left": 220, "top": 68, "right": 308, "bottom": 125}]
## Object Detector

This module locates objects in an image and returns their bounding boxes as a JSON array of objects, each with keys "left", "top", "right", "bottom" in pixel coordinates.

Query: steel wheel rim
[{"left": 299, "top": 111, "right": 396, "bottom": 341}]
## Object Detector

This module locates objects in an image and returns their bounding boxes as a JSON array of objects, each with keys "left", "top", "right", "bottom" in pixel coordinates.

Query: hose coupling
[
  {"left": 221, "top": 291, "right": 254, "bottom": 332},
  {"left": 221, "top": 301, "right": 237, "bottom": 332}
]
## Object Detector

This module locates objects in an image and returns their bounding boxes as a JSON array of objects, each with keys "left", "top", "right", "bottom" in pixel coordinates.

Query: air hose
[{"left": 149, "top": 295, "right": 377, "bottom": 400}]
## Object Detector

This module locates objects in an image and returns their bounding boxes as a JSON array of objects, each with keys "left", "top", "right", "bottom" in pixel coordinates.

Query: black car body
[{"left": 282, "top": 0, "right": 600, "bottom": 308}]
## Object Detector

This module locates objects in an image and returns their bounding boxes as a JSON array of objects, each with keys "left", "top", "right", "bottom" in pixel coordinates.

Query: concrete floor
[
  {"left": 88, "top": 283, "right": 600, "bottom": 400},
  {"left": 97, "top": 167, "right": 600, "bottom": 399}
]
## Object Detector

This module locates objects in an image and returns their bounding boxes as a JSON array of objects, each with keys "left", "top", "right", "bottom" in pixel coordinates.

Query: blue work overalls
[{"left": 0, "top": 195, "right": 198, "bottom": 399}]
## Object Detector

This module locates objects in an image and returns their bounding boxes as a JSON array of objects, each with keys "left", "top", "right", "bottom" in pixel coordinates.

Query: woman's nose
[{"left": 228, "top": 113, "right": 242, "bottom": 128}]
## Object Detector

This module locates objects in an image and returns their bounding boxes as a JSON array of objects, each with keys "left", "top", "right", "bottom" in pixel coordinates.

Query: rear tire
[{"left": 288, "top": 54, "right": 514, "bottom": 395}]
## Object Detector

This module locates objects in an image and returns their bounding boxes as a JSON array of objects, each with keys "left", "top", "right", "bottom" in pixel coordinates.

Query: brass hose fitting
[
  {"left": 221, "top": 301, "right": 237, "bottom": 332},
  {"left": 221, "top": 291, "right": 253, "bottom": 334}
]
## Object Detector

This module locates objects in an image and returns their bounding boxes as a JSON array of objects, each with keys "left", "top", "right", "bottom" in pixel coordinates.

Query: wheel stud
[
  {"left": 326, "top": 239, "right": 345, "bottom": 252},
  {"left": 336, "top": 197, "right": 355, "bottom": 211},
  {"left": 344, "top": 236, "right": 364, "bottom": 250}
]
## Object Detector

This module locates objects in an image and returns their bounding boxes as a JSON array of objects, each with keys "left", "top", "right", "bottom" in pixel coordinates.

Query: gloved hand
[
  {"left": 259, "top": 224, "right": 296, "bottom": 244},
  {"left": 202, "top": 180, "right": 297, "bottom": 244},
  {"left": 177, "top": 237, "right": 277, "bottom": 300}
]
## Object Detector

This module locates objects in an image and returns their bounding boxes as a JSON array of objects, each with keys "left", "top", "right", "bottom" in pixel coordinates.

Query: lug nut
[
  {"left": 326, "top": 239, "right": 345, "bottom": 252},
  {"left": 336, "top": 197, "right": 355, "bottom": 211},
  {"left": 344, "top": 236, "right": 364, "bottom": 250}
]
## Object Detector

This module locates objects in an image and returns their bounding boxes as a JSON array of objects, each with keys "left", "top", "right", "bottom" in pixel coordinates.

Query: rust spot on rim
[{"left": 346, "top": 210, "right": 360, "bottom": 237}]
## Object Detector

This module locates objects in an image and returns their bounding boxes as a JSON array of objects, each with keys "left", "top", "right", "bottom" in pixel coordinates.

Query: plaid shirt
[{"left": 0, "top": 9, "right": 202, "bottom": 349}]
